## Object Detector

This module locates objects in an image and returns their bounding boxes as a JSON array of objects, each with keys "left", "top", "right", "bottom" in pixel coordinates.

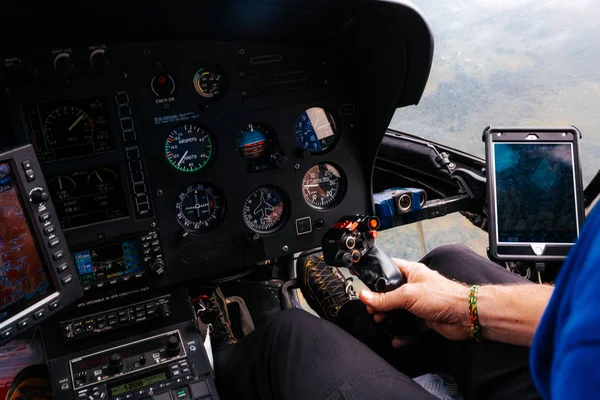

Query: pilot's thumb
[{"left": 359, "top": 288, "right": 405, "bottom": 312}]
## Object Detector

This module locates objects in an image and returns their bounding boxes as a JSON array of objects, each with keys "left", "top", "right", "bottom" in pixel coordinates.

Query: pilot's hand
[{"left": 359, "top": 259, "right": 471, "bottom": 346}]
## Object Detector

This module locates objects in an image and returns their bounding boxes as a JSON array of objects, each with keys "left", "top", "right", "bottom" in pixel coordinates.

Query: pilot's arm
[{"left": 360, "top": 261, "right": 553, "bottom": 347}]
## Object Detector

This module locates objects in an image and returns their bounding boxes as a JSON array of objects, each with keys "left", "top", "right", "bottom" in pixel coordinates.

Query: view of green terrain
[{"left": 380, "top": 0, "right": 598, "bottom": 261}]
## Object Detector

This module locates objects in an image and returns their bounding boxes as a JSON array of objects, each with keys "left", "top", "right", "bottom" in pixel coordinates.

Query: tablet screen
[{"left": 493, "top": 142, "right": 579, "bottom": 244}]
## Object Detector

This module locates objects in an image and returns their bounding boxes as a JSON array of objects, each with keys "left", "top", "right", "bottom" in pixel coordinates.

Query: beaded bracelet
[{"left": 468, "top": 285, "right": 484, "bottom": 342}]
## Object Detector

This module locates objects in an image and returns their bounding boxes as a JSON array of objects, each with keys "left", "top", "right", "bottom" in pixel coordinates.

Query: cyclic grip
[{"left": 322, "top": 215, "right": 419, "bottom": 337}]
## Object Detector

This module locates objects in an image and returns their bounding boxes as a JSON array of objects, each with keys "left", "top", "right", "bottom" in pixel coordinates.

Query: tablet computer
[{"left": 483, "top": 126, "right": 585, "bottom": 261}]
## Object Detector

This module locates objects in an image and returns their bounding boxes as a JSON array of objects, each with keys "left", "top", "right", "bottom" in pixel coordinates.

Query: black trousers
[{"left": 215, "top": 245, "right": 541, "bottom": 400}]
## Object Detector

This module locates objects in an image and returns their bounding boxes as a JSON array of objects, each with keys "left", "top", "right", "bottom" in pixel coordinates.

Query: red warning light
[
  {"left": 370, "top": 230, "right": 379, "bottom": 238},
  {"left": 158, "top": 76, "right": 167, "bottom": 85}
]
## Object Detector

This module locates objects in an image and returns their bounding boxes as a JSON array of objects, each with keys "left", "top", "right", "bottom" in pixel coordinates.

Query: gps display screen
[{"left": 0, "top": 162, "right": 53, "bottom": 323}]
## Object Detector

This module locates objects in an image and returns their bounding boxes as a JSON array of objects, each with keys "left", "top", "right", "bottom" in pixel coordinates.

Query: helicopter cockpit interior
[{"left": 0, "top": 1, "right": 598, "bottom": 399}]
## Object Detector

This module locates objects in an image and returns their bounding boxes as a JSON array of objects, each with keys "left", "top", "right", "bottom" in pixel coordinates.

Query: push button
[
  {"left": 44, "top": 225, "right": 56, "bottom": 235},
  {"left": 33, "top": 309, "right": 45, "bottom": 320},
  {"left": 172, "top": 388, "right": 189, "bottom": 400},
  {"left": 17, "top": 318, "right": 29, "bottom": 330},
  {"left": 53, "top": 251, "right": 64, "bottom": 261},
  {"left": 189, "top": 381, "right": 210, "bottom": 399},
  {"left": 152, "top": 392, "right": 172, "bottom": 400},
  {"left": 62, "top": 275, "right": 73, "bottom": 285},
  {"left": 57, "top": 263, "right": 68, "bottom": 273},
  {"left": 25, "top": 169, "right": 35, "bottom": 182},
  {"left": 49, "top": 238, "right": 60, "bottom": 248},
  {"left": 39, "top": 212, "right": 51, "bottom": 223},
  {"left": 49, "top": 300, "right": 60, "bottom": 311},
  {"left": 22, "top": 160, "right": 32, "bottom": 170},
  {"left": 0, "top": 328, "right": 12, "bottom": 339}
]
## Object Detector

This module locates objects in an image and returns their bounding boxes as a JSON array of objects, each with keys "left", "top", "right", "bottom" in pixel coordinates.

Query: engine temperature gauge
[{"left": 192, "top": 66, "right": 228, "bottom": 100}]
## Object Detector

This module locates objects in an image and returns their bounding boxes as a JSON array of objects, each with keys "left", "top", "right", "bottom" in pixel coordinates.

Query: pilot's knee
[
  {"left": 423, "top": 244, "right": 473, "bottom": 264},
  {"left": 265, "top": 308, "right": 319, "bottom": 333}
]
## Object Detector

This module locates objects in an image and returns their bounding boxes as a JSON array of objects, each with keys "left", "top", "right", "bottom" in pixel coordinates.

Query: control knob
[
  {"left": 54, "top": 53, "right": 74, "bottom": 75},
  {"left": 30, "top": 189, "right": 49, "bottom": 204},
  {"left": 90, "top": 49, "right": 108, "bottom": 70},
  {"left": 151, "top": 259, "right": 166, "bottom": 276},
  {"left": 167, "top": 335, "right": 180, "bottom": 357},
  {"left": 108, "top": 353, "right": 123, "bottom": 374}
]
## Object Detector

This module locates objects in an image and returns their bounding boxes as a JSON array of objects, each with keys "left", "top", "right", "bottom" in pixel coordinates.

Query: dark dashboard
[
  {"left": 0, "top": 1, "right": 433, "bottom": 335},
  {"left": 0, "top": 1, "right": 435, "bottom": 396},
  {"left": 4, "top": 39, "right": 374, "bottom": 288}
]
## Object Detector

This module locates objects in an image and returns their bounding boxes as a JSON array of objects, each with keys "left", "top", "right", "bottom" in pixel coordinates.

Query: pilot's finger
[
  {"left": 366, "top": 306, "right": 374, "bottom": 315},
  {"left": 360, "top": 286, "right": 413, "bottom": 312},
  {"left": 391, "top": 258, "right": 421, "bottom": 278}
]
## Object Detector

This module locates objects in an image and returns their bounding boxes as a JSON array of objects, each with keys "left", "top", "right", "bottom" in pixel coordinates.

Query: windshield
[{"left": 391, "top": 0, "right": 599, "bottom": 185}]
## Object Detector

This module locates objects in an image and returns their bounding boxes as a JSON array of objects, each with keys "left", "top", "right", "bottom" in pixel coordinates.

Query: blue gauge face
[
  {"left": 295, "top": 107, "right": 338, "bottom": 153},
  {"left": 237, "top": 124, "right": 270, "bottom": 160},
  {"left": 243, "top": 186, "right": 286, "bottom": 233}
]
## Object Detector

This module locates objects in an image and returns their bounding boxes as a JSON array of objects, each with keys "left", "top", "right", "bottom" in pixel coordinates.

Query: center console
[{"left": 48, "top": 321, "right": 218, "bottom": 400}]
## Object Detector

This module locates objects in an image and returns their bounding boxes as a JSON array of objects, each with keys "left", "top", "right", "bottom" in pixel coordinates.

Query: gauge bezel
[
  {"left": 192, "top": 65, "right": 229, "bottom": 101},
  {"left": 242, "top": 185, "right": 289, "bottom": 234},
  {"left": 175, "top": 183, "right": 225, "bottom": 233},
  {"left": 301, "top": 162, "right": 346, "bottom": 210},
  {"left": 294, "top": 106, "right": 339, "bottom": 154},
  {"left": 165, "top": 124, "right": 215, "bottom": 173}
]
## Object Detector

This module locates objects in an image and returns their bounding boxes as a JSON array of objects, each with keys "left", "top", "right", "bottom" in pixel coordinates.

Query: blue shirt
[{"left": 531, "top": 206, "right": 600, "bottom": 399}]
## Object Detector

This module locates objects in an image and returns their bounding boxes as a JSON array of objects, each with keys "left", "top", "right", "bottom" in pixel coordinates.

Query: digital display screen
[
  {"left": 109, "top": 372, "right": 168, "bottom": 396},
  {"left": 46, "top": 165, "right": 129, "bottom": 229},
  {"left": 74, "top": 240, "right": 142, "bottom": 285},
  {"left": 23, "top": 95, "right": 115, "bottom": 163},
  {"left": 494, "top": 143, "right": 578, "bottom": 244},
  {"left": 0, "top": 162, "right": 53, "bottom": 323}
]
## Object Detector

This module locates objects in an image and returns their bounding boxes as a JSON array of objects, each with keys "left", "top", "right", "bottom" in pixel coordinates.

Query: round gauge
[
  {"left": 44, "top": 106, "right": 94, "bottom": 147},
  {"left": 165, "top": 124, "right": 214, "bottom": 172},
  {"left": 243, "top": 186, "right": 286, "bottom": 233},
  {"left": 302, "top": 163, "right": 345, "bottom": 209},
  {"left": 48, "top": 175, "right": 77, "bottom": 201},
  {"left": 295, "top": 107, "right": 338, "bottom": 153},
  {"left": 175, "top": 184, "right": 224, "bottom": 232},
  {"left": 87, "top": 168, "right": 118, "bottom": 193},
  {"left": 237, "top": 123, "right": 275, "bottom": 161},
  {"left": 193, "top": 66, "right": 228, "bottom": 100}
]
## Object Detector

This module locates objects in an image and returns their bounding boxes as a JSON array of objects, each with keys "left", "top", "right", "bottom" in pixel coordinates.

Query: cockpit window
[{"left": 390, "top": 0, "right": 599, "bottom": 185}]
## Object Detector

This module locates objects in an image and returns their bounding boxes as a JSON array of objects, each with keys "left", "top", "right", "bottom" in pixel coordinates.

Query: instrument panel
[{"left": 1, "top": 40, "right": 373, "bottom": 288}]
